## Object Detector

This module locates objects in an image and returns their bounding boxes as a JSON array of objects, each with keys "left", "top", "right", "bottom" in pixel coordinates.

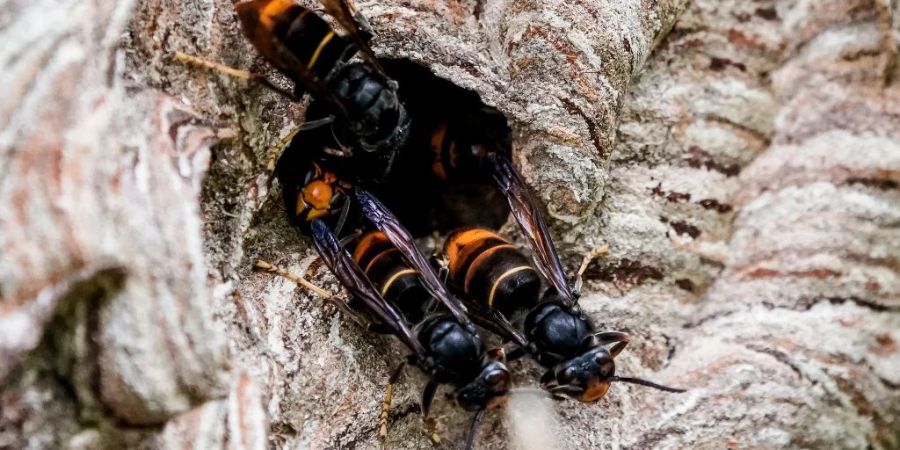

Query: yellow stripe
[
  {"left": 308, "top": 30, "right": 335, "bottom": 70},
  {"left": 381, "top": 269, "right": 417, "bottom": 297},
  {"left": 487, "top": 266, "right": 534, "bottom": 308},
  {"left": 365, "top": 248, "right": 398, "bottom": 273},
  {"left": 463, "top": 243, "right": 517, "bottom": 294}
]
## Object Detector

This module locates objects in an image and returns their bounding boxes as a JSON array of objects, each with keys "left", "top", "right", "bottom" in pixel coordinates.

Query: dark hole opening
[{"left": 294, "top": 58, "right": 513, "bottom": 237}]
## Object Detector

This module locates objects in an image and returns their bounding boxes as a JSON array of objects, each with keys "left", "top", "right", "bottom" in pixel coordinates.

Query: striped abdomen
[
  {"left": 237, "top": 0, "right": 352, "bottom": 82},
  {"left": 352, "top": 231, "right": 431, "bottom": 323},
  {"left": 442, "top": 228, "right": 541, "bottom": 316}
]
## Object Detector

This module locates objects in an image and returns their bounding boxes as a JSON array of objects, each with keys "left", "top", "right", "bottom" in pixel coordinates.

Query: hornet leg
[
  {"left": 573, "top": 244, "right": 609, "bottom": 295},
  {"left": 172, "top": 52, "right": 300, "bottom": 101},
  {"left": 264, "top": 118, "right": 335, "bottom": 172},
  {"left": 420, "top": 381, "right": 441, "bottom": 444},
  {"left": 338, "top": 227, "right": 365, "bottom": 247},
  {"left": 333, "top": 194, "right": 352, "bottom": 237},
  {"left": 253, "top": 260, "right": 366, "bottom": 326},
  {"left": 255, "top": 117, "right": 337, "bottom": 222},
  {"left": 379, "top": 362, "right": 406, "bottom": 449}
]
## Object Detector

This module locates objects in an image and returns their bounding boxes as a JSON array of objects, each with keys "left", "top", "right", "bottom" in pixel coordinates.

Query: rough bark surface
[{"left": 1, "top": 0, "right": 898, "bottom": 449}]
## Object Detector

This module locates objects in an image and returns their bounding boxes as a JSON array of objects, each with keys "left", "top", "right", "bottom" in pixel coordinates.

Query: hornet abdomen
[
  {"left": 442, "top": 228, "right": 541, "bottom": 316},
  {"left": 237, "top": 0, "right": 352, "bottom": 82},
  {"left": 352, "top": 231, "right": 431, "bottom": 323}
]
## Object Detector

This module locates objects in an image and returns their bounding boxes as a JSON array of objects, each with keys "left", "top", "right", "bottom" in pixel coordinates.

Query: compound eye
[
  {"left": 485, "top": 370, "right": 507, "bottom": 386},
  {"left": 559, "top": 367, "right": 577, "bottom": 384},
  {"left": 595, "top": 355, "right": 615, "bottom": 376},
  {"left": 329, "top": 189, "right": 343, "bottom": 206},
  {"left": 303, "top": 165, "right": 320, "bottom": 184}
]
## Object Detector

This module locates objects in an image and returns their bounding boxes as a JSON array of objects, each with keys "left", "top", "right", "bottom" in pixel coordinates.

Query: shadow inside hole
[{"left": 284, "top": 58, "right": 512, "bottom": 237}]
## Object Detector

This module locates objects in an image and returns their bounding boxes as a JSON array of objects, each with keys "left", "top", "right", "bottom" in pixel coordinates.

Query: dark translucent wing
[
  {"left": 310, "top": 219, "right": 426, "bottom": 356},
  {"left": 318, "top": 0, "right": 387, "bottom": 77},
  {"left": 487, "top": 153, "right": 576, "bottom": 305},
  {"left": 269, "top": 37, "right": 349, "bottom": 116},
  {"left": 354, "top": 189, "right": 475, "bottom": 330},
  {"left": 463, "top": 300, "right": 530, "bottom": 350}
]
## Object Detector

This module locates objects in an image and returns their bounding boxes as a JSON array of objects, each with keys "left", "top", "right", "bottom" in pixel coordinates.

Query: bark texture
[
  {"left": 1, "top": 0, "right": 898, "bottom": 449},
  {"left": 2, "top": 0, "right": 232, "bottom": 446}
]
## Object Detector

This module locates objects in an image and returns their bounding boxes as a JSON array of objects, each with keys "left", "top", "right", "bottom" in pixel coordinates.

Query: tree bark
[{"left": 1, "top": 0, "right": 898, "bottom": 449}]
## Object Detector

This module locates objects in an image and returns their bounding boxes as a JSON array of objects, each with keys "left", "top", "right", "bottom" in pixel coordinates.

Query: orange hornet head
[
  {"left": 295, "top": 172, "right": 341, "bottom": 222},
  {"left": 540, "top": 341, "right": 686, "bottom": 402},
  {"left": 540, "top": 346, "right": 616, "bottom": 403}
]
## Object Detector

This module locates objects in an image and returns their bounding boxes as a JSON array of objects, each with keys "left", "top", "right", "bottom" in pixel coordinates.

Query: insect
[
  {"left": 236, "top": 0, "right": 410, "bottom": 158},
  {"left": 351, "top": 230, "right": 432, "bottom": 324},
  {"left": 227, "top": 4, "right": 515, "bottom": 443},
  {"left": 357, "top": 155, "right": 685, "bottom": 404},
  {"left": 259, "top": 216, "right": 510, "bottom": 449},
  {"left": 482, "top": 153, "right": 685, "bottom": 400},
  {"left": 273, "top": 129, "right": 359, "bottom": 232},
  {"left": 350, "top": 189, "right": 533, "bottom": 449},
  {"left": 196, "top": 0, "right": 409, "bottom": 232}
]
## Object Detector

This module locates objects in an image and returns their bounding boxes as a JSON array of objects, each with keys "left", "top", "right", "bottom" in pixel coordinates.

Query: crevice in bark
[{"left": 744, "top": 345, "right": 808, "bottom": 384}]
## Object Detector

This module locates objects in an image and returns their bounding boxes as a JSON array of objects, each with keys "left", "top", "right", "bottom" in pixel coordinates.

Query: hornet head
[{"left": 541, "top": 332, "right": 685, "bottom": 402}]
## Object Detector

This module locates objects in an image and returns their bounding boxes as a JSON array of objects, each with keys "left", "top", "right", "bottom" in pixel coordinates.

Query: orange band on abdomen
[
  {"left": 352, "top": 231, "right": 388, "bottom": 263},
  {"left": 444, "top": 228, "right": 507, "bottom": 278}
]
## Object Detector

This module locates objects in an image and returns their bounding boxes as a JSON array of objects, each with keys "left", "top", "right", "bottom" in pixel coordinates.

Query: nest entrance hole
[{"left": 369, "top": 58, "right": 513, "bottom": 237}]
